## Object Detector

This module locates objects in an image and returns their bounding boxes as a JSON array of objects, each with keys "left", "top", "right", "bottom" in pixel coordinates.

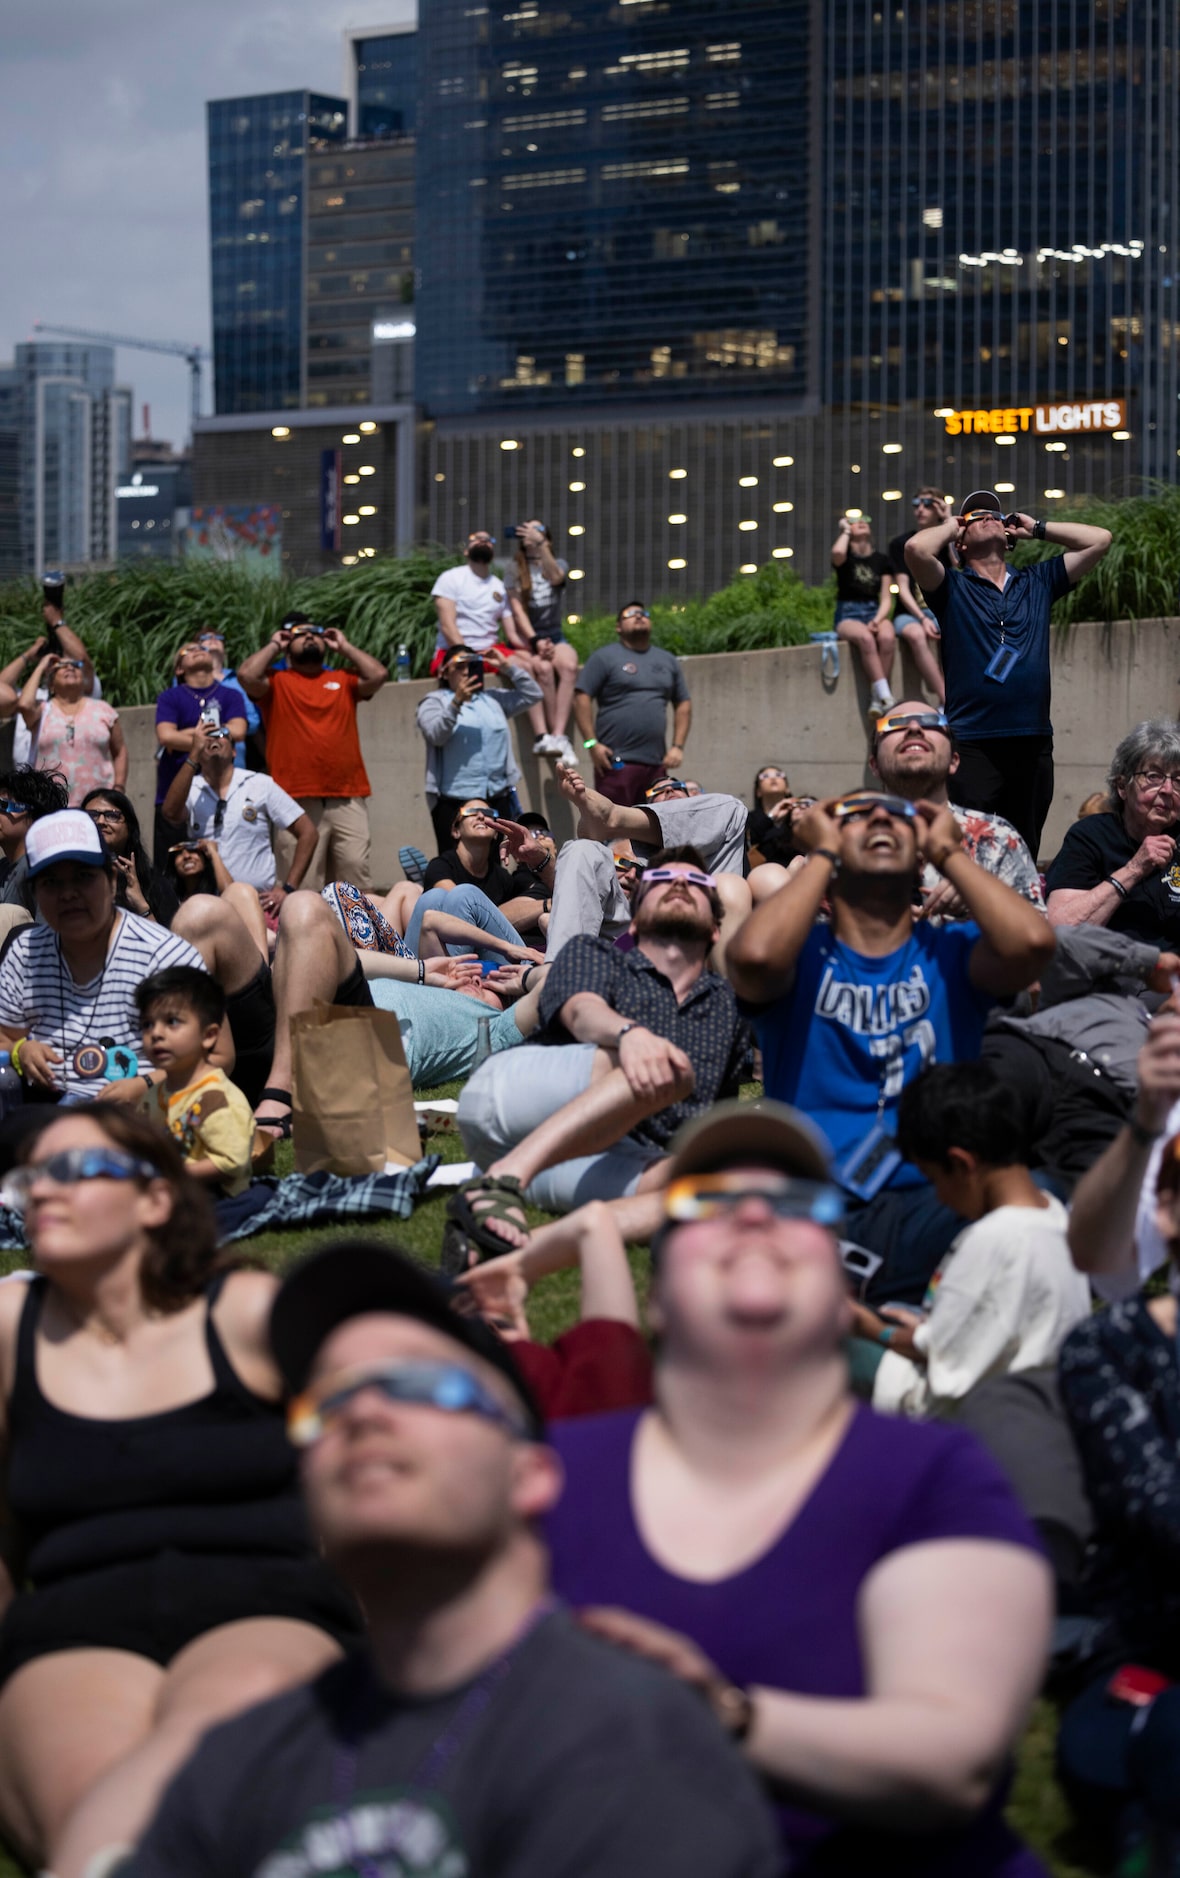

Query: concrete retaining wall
[{"left": 111, "top": 616, "right": 1180, "bottom": 878}]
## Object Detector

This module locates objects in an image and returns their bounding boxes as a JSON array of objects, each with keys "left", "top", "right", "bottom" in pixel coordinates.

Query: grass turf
[{"left": 0, "top": 1083, "right": 1100, "bottom": 1876}]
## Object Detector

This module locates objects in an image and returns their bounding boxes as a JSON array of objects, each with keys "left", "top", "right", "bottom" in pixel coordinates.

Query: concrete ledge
[{"left": 111, "top": 617, "right": 1179, "bottom": 877}]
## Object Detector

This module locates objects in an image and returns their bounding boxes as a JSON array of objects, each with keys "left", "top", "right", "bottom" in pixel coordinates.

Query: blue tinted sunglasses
[
  {"left": 6, "top": 1147, "right": 157, "bottom": 1208},
  {"left": 0, "top": 801, "right": 29, "bottom": 817},
  {"left": 288, "top": 1359, "right": 530, "bottom": 1447}
]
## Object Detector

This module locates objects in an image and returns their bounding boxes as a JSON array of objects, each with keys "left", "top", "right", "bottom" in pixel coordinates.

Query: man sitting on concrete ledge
[{"left": 445, "top": 852, "right": 752, "bottom": 1268}]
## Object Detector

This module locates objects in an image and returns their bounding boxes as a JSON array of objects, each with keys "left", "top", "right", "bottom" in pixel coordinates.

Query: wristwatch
[
  {"left": 1032, "top": 518, "right": 1047, "bottom": 540},
  {"left": 615, "top": 1022, "right": 641, "bottom": 1048}
]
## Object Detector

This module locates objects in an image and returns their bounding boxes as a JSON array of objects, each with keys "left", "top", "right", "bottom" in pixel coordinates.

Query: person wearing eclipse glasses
[
  {"left": 446, "top": 849, "right": 752, "bottom": 1266},
  {"left": 726, "top": 788, "right": 1055, "bottom": 1304},
  {"left": 119, "top": 1238, "right": 781, "bottom": 1878},
  {"left": 904, "top": 488, "right": 1111, "bottom": 858}
]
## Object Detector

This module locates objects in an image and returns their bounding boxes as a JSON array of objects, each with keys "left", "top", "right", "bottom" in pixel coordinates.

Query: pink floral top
[{"left": 35, "top": 698, "right": 119, "bottom": 805}]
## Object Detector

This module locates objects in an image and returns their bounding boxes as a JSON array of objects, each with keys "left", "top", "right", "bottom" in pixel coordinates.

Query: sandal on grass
[
  {"left": 255, "top": 1086, "right": 293, "bottom": 1141},
  {"left": 441, "top": 1173, "right": 529, "bottom": 1276}
]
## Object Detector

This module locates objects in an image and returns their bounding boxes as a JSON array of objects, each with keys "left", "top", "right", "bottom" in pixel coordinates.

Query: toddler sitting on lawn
[{"left": 136, "top": 966, "right": 255, "bottom": 1197}]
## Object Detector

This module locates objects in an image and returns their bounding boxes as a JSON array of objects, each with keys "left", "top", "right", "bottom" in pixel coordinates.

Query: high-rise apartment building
[
  {"left": 304, "top": 136, "right": 416, "bottom": 408},
  {"left": 208, "top": 91, "right": 348, "bottom": 414}
]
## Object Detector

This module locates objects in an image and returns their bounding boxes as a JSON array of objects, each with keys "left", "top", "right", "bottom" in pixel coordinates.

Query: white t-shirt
[
  {"left": 431, "top": 565, "right": 512, "bottom": 653},
  {"left": 872, "top": 1194, "right": 1091, "bottom": 1417},
  {"left": 0, "top": 911, "right": 206, "bottom": 1101},
  {"left": 185, "top": 769, "right": 304, "bottom": 890}
]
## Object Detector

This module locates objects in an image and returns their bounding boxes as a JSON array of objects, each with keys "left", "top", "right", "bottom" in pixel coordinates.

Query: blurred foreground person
[
  {"left": 547, "top": 1102, "right": 1054, "bottom": 1877},
  {"left": 121, "top": 1240, "right": 781, "bottom": 1878},
  {"left": 0, "top": 1110, "right": 356, "bottom": 1878}
]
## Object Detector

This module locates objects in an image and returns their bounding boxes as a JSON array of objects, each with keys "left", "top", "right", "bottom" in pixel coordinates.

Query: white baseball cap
[{"left": 25, "top": 810, "right": 107, "bottom": 878}]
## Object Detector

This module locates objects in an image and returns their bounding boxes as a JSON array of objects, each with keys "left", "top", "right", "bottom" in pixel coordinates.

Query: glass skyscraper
[
  {"left": 352, "top": 29, "right": 419, "bottom": 139},
  {"left": 208, "top": 91, "right": 347, "bottom": 414},
  {"left": 414, "top": 0, "right": 813, "bottom": 417}
]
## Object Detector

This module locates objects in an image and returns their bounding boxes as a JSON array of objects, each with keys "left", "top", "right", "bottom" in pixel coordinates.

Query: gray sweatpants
[{"left": 544, "top": 792, "right": 748, "bottom": 959}]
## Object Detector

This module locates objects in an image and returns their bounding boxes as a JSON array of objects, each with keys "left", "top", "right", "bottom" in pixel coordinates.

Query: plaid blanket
[{"left": 0, "top": 1157, "right": 441, "bottom": 1252}]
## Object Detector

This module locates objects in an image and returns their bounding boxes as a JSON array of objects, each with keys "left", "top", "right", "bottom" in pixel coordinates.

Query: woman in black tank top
[{"left": 0, "top": 1106, "right": 360, "bottom": 1877}]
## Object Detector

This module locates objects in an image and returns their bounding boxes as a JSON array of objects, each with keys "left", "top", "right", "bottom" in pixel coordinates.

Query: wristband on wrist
[
  {"left": 615, "top": 1022, "right": 641, "bottom": 1049},
  {"left": 417, "top": 958, "right": 426, "bottom": 984},
  {"left": 583, "top": 738, "right": 598, "bottom": 750},
  {"left": 1128, "top": 1117, "right": 1164, "bottom": 1147},
  {"left": 185, "top": 757, "right": 200, "bottom": 770},
  {"left": 876, "top": 1325, "right": 897, "bottom": 1347},
  {"left": 10, "top": 1038, "right": 25, "bottom": 1078},
  {"left": 281, "top": 881, "right": 295, "bottom": 894},
  {"left": 1033, "top": 518, "right": 1047, "bottom": 540},
  {"left": 713, "top": 1681, "right": 755, "bottom": 1742},
  {"left": 1106, "top": 874, "right": 1129, "bottom": 900},
  {"left": 811, "top": 847, "right": 840, "bottom": 867}
]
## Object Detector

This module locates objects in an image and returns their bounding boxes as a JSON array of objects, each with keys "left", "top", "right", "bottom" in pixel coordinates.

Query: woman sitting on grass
[{"left": 0, "top": 1107, "right": 359, "bottom": 1878}]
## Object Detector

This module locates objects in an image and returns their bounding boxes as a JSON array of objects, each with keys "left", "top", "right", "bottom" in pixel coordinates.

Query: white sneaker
[
  {"left": 533, "top": 734, "right": 560, "bottom": 755},
  {"left": 867, "top": 693, "right": 896, "bottom": 720},
  {"left": 554, "top": 735, "right": 578, "bottom": 766}
]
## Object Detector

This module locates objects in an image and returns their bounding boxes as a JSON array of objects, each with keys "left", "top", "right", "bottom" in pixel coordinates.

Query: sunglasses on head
[
  {"left": 4, "top": 1147, "right": 156, "bottom": 1209},
  {"left": 832, "top": 793, "right": 918, "bottom": 824},
  {"left": 873, "top": 710, "right": 950, "bottom": 741},
  {"left": 286, "top": 1359, "right": 530, "bottom": 1449},
  {"left": 664, "top": 1171, "right": 845, "bottom": 1228},
  {"left": 635, "top": 864, "right": 716, "bottom": 894}
]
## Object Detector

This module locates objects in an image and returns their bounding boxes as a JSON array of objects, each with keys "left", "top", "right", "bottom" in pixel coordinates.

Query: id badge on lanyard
[
  {"left": 837, "top": 1053, "right": 903, "bottom": 1202},
  {"left": 984, "top": 617, "right": 1019, "bottom": 684}
]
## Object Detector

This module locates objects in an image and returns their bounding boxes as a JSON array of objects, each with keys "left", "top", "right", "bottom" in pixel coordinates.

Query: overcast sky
[{"left": 1, "top": 3, "right": 392, "bottom": 450}]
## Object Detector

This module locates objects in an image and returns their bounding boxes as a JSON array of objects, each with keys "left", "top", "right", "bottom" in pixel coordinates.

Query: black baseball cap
[
  {"left": 957, "top": 489, "right": 1003, "bottom": 519},
  {"left": 269, "top": 1238, "right": 546, "bottom": 1437}
]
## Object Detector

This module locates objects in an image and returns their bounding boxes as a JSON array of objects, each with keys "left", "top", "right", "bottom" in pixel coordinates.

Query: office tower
[
  {"left": 0, "top": 367, "right": 20, "bottom": 580},
  {"left": 347, "top": 13, "right": 418, "bottom": 139},
  {"left": 207, "top": 91, "right": 348, "bottom": 414},
  {"left": 304, "top": 135, "right": 416, "bottom": 407},
  {"left": 417, "top": 1, "right": 1179, "bottom": 599},
  {"left": 5, "top": 343, "right": 130, "bottom": 574}
]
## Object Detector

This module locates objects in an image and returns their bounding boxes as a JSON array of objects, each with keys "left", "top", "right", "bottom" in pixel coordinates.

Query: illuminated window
[
  {"left": 651, "top": 346, "right": 672, "bottom": 377},
  {"left": 601, "top": 159, "right": 688, "bottom": 181},
  {"left": 565, "top": 354, "right": 585, "bottom": 386},
  {"left": 772, "top": 455, "right": 794, "bottom": 467},
  {"left": 773, "top": 501, "right": 794, "bottom": 513},
  {"left": 602, "top": 98, "right": 689, "bottom": 122},
  {"left": 923, "top": 207, "right": 943, "bottom": 229}
]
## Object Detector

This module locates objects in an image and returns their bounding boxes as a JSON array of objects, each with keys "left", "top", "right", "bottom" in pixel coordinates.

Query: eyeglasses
[
  {"left": 756, "top": 767, "right": 787, "bottom": 782},
  {"left": 634, "top": 865, "right": 716, "bottom": 894},
  {"left": 4, "top": 1147, "right": 157, "bottom": 1209},
  {"left": 1133, "top": 770, "right": 1180, "bottom": 794},
  {"left": 664, "top": 1172, "right": 845, "bottom": 1228},
  {"left": 459, "top": 807, "right": 497, "bottom": 821},
  {"left": 912, "top": 497, "right": 940, "bottom": 509},
  {"left": 86, "top": 807, "right": 123, "bottom": 824},
  {"left": 644, "top": 779, "right": 690, "bottom": 800},
  {"left": 287, "top": 1359, "right": 529, "bottom": 1448},
  {"left": 873, "top": 711, "right": 950, "bottom": 741},
  {"left": 0, "top": 801, "right": 29, "bottom": 817},
  {"left": 831, "top": 793, "right": 918, "bottom": 824}
]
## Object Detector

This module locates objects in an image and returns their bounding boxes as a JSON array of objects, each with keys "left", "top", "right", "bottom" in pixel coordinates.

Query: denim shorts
[{"left": 834, "top": 601, "right": 880, "bottom": 627}]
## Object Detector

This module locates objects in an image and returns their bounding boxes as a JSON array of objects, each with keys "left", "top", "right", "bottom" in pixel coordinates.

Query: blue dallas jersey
[{"left": 752, "top": 924, "right": 995, "bottom": 1192}]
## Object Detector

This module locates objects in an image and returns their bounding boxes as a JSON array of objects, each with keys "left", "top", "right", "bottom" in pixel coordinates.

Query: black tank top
[{"left": 7, "top": 1275, "right": 316, "bottom": 1587}]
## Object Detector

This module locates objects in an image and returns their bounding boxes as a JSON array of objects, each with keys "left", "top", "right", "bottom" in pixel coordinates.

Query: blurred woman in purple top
[{"left": 545, "top": 1099, "right": 1053, "bottom": 1878}]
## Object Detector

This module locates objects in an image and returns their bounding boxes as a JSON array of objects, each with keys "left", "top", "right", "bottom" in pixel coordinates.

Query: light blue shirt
[{"left": 437, "top": 690, "right": 513, "bottom": 799}]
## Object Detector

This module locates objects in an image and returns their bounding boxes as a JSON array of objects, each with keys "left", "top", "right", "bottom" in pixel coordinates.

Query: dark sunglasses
[
  {"left": 0, "top": 800, "right": 29, "bottom": 817},
  {"left": 6, "top": 1147, "right": 156, "bottom": 1207},
  {"left": 645, "top": 779, "right": 690, "bottom": 800},
  {"left": 614, "top": 854, "right": 647, "bottom": 876},
  {"left": 873, "top": 711, "right": 950, "bottom": 742},
  {"left": 664, "top": 1172, "right": 845, "bottom": 1229},
  {"left": 287, "top": 1360, "right": 530, "bottom": 1448},
  {"left": 459, "top": 807, "right": 498, "bottom": 821}
]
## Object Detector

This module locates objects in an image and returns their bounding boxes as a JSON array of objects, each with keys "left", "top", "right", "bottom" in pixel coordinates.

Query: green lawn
[{"left": 0, "top": 1085, "right": 1100, "bottom": 1875}]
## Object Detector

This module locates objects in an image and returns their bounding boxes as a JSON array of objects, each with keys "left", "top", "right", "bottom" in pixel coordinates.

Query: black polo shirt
[
  {"left": 1045, "top": 811, "right": 1180, "bottom": 948},
  {"left": 537, "top": 934, "right": 753, "bottom": 1148}
]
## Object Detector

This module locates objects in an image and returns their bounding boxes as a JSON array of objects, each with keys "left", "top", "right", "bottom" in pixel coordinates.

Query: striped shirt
[{"left": 0, "top": 912, "right": 205, "bottom": 1101}]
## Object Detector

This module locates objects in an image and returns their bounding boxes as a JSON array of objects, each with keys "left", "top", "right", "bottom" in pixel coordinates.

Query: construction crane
[{"left": 31, "top": 322, "right": 210, "bottom": 425}]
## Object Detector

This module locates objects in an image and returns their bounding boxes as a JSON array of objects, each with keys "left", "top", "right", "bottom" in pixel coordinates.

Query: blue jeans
[{"left": 403, "top": 884, "right": 524, "bottom": 962}]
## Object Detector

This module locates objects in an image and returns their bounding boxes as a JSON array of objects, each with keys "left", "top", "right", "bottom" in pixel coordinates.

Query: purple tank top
[{"left": 547, "top": 1403, "right": 1046, "bottom": 1878}]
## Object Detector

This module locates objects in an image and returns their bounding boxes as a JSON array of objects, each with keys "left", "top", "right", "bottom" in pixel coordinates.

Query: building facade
[
  {"left": 1, "top": 343, "right": 131, "bottom": 575},
  {"left": 208, "top": 90, "right": 348, "bottom": 415},
  {"left": 347, "top": 16, "right": 418, "bottom": 139},
  {"left": 304, "top": 136, "right": 416, "bottom": 409}
]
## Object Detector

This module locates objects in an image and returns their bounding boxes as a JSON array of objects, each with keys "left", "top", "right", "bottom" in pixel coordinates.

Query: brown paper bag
[{"left": 290, "top": 1003, "right": 421, "bottom": 1175}]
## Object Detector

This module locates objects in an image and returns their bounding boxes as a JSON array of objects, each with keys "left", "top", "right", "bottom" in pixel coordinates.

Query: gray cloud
[{"left": 1, "top": 1, "right": 380, "bottom": 448}]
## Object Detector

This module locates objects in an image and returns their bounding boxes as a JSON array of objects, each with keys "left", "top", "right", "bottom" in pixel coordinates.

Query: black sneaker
[{"left": 399, "top": 845, "right": 428, "bottom": 885}]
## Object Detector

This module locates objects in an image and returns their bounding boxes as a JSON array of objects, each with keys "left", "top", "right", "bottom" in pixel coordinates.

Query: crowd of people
[{"left": 1, "top": 491, "right": 1180, "bottom": 1877}]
